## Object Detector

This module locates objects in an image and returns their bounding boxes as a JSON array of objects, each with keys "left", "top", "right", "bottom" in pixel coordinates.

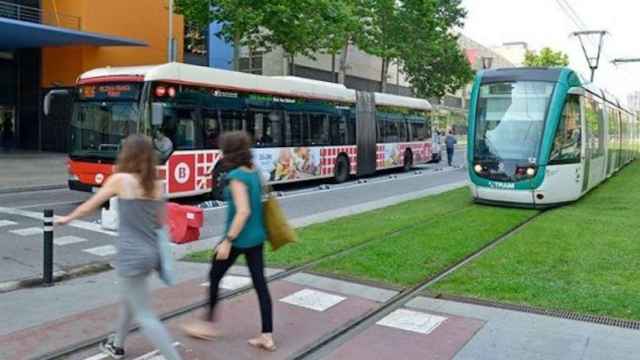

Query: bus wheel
[
  {"left": 334, "top": 155, "right": 350, "bottom": 183},
  {"left": 209, "top": 164, "right": 226, "bottom": 201},
  {"left": 403, "top": 150, "right": 413, "bottom": 172}
]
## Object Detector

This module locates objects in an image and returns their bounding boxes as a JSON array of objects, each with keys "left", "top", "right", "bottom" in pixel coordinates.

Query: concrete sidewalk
[
  {"left": 0, "top": 151, "right": 68, "bottom": 193},
  {"left": 2, "top": 262, "right": 639, "bottom": 360}
]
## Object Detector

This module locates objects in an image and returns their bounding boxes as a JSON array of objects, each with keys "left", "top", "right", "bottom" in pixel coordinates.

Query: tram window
[
  {"left": 248, "top": 110, "right": 282, "bottom": 147},
  {"left": 585, "top": 98, "right": 605, "bottom": 157},
  {"left": 330, "top": 114, "right": 347, "bottom": 145},
  {"left": 308, "top": 113, "right": 330, "bottom": 146},
  {"left": 220, "top": 109, "right": 243, "bottom": 132},
  {"left": 285, "top": 112, "right": 306, "bottom": 146},
  {"left": 550, "top": 95, "right": 581, "bottom": 164},
  {"left": 203, "top": 109, "right": 221, "bottom": 149}
]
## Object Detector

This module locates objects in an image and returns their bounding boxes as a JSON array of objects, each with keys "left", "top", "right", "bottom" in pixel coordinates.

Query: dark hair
[
  {"left": 220, "top": 131, "right": 253, "bottom": 170},
  {"left": 116, "top": 135, "right": 158, "bottom": 197}
]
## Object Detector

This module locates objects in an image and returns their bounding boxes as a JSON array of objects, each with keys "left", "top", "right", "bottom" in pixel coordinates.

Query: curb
[
  {"left": 0, "top": 184, "right": 67, "bottom": 195},
  {"left": 0, "top": 262, "right": 113, "bottom": 294}
]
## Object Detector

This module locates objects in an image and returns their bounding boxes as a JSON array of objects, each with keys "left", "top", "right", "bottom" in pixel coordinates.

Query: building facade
[{"left": 0, "top": 0, "right": 183, "bottom": 152}]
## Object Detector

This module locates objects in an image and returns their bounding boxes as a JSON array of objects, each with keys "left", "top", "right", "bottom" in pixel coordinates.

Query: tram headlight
[
  {"left": 526, "top": 167, "right": 536, "bottom": 177},
  {"left": 474, "top": 164, "right": 483, "bottom": 173}
]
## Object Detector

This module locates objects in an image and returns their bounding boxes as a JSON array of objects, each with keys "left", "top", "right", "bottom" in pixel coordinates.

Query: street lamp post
[{"left": 481, "top": 56, "right": 493, "bottom": 69}]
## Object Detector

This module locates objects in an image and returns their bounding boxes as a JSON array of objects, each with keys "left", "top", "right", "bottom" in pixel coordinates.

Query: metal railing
[{"left": 0, "top": 0, "right": 81, "bottom": 30}]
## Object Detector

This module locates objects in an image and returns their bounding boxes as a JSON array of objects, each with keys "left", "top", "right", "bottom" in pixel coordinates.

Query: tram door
[{"left": 580, "top": 95, "right": 590, "bottom": 193}]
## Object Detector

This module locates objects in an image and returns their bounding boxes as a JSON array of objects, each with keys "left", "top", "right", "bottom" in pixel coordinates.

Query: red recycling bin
[{"left": 166, "top": 203, "right": 204, "bottom": 244}]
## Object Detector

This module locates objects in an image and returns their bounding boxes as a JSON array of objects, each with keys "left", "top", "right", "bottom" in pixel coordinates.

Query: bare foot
[
  {"left": 182, "top": 320, "right": 219, "bottom": 341},
  {"left": 248, "top": 334, "right": 276, "bottom": 352}
]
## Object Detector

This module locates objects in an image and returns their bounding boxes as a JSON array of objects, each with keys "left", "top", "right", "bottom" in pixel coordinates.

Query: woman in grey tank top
[{"left": 56, "top": 135, "right": 181, "bottom": 360}]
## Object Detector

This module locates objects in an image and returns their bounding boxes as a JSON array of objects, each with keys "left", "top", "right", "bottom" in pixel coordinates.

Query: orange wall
[{"left": 42, "top": 0, "right": 184, "bottom": 87}]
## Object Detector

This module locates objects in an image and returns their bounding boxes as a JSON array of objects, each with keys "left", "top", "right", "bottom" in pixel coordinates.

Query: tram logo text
[{"left": 488, "top": 181, "right": 515, "bottom": 190}]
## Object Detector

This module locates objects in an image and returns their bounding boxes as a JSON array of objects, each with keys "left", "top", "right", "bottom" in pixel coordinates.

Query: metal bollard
[{"left": 43, "top": 209, "right": 54, "bottom": 286}]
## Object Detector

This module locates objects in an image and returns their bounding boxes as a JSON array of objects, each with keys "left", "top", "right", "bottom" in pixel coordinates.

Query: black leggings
[{"left": 207, "top": 244, "right": 273, "bottom": 333}]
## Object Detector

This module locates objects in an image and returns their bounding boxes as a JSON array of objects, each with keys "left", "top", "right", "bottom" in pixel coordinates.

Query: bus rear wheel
[
  {"left": 209, "top": 164, "right": 226, "bottom": 201},
  {"left": 334, "top": 155, "right": 350, "bottom": 183},
  {"left": 403, "top": 150, "right": 413, "bottom": 172}
]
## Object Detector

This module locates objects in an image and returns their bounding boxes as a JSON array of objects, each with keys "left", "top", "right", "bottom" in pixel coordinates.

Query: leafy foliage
[{"left": 523, "top": 47, "right": 570, "bottom": 67}]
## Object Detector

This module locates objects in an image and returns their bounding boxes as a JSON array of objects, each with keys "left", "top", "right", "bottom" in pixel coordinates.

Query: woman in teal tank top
[{"left": 183, "top": 131, "right": 275, "bottom": 351}]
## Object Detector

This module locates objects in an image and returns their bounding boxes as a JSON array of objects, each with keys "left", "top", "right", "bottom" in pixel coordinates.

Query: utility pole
[
  {"left": 571, "top": 30, "right": 607, "bottom": 82},
  {"left": 612, "top": 58, "right": 640, "bottom": 65},
  {"left": 168, "top": 0, "right": 174, "bottom": 62}
]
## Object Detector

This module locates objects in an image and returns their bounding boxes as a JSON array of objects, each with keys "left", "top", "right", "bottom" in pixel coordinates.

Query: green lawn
[
  {"left": 185, "top": 187, "right": 474, "bottom": 266},
  {"left": 312, "top": 205, "right": 536, "bottom": 287},
  {"left": 433, "top": 161, "right": 640, "bottom": 320}
]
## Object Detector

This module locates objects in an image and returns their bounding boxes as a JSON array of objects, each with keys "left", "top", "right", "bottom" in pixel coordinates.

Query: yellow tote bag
[{"left": 263, "top": 192, "right": 297, "bottom": 251}]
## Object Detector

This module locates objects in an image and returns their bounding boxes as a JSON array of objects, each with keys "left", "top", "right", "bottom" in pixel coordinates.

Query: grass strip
[
  {"left": 433, "top": 161, "right": 640, "bottom": 321},
  {"left": 312, "top": 205, "right": 536, "bottom": 287},
  {"left": 184, "top": 187, "right": 473, "bottom": 266}
]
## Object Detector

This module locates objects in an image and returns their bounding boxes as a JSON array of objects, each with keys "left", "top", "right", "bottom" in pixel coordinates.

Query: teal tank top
[{"left": 223, "top": 168, "right": 266, "bottom": 248}]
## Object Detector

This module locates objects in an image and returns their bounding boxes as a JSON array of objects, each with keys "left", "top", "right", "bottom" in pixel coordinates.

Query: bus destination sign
[{"left": 79, "top": 84, "right": 140, "bottom": 100}]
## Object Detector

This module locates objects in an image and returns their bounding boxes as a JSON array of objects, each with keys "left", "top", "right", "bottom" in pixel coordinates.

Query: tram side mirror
[
  {"left": 151, "top": 103, "right": 164, "bottom": 126},
  {"left": 43, "top": 89, "right": 70, "bottom": 116},
  {"left": 567, "top": 87, "right": 585, "bottom": 96}
]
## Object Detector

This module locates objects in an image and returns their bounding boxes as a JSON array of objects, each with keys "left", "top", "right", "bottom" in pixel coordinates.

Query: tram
[
  {"left": 45, "top": 63, "right": 438, "bottom": 199},
  {"left": 467, "top": 67, "right": 640, "bottom": 207}
]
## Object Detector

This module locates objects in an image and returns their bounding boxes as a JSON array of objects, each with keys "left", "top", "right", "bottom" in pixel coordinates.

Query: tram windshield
[
  {"left": 70, "top": 83, "right": 142, "bottom": 159},
  {"left": 474, "top": 81, "right": 554, "bottom": 165}
]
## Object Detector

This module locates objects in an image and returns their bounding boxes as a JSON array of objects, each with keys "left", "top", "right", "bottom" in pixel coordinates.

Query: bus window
[
  {"left": 330, "top": 114, "right": 347, "bottom": 145},
  {"left": 161, "top": 107, "right": 203, "bottom": 150},
  {"left": 285, "top": 112, "right": 306, "bottom": 146},
  {"left": 249, "top": 110, "right": 282, "bottom": 147},
  {"left": 347, "top": 114, "right": 356, "bottom": 145},
  {"left": 397, "top": 119, "right": 408, "bottom": 142},
  {"left": 203, "top": 109, "right": 221, "bottom": 149},
  {"left": 220, "top": 109, "right": 244, "bottom": 132},
  {"left": 308, "top": 113, "right": 330, "bottom": 146}
]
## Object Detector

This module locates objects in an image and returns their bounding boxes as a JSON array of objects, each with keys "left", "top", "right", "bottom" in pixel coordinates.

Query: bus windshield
[
  {"left": 70, "top": 83, "right": 142, "bottom": 159},
  {"left": 474, "top": 81, "right": 554, "bottom": 164},
  {"left": 70, "top": 101, "right": 140, "bottom": 159}
]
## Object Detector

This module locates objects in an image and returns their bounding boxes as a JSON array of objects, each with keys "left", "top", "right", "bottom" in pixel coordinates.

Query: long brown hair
[
  {"left": 116, "top": 135, "right": 158, "bottom": 197},
  {"left": 220, "top": 131, "right": 253, "bottom": 170}
]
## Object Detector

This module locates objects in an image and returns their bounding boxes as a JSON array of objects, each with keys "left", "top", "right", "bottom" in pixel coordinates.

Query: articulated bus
[
  {"left": 468, "top": 67, "right": 640, "bottom": 207},
  {"left": 48, "top": 63, "right": 438, "bottom": 199}
]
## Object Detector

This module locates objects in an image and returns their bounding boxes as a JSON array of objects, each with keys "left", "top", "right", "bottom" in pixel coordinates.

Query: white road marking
[
  {"left": 10, "top": 227, "right": 43, "bottom": 236},
  {"left": 0, "top": 206, "right": 116, "bottom": 236},
  {"left": 200, "top": 275, "right": 252, "bottom": 290},
  {"left": 83, "top": 245, "right": 117, "bottom": 257},
  {"left": 54, "top": 235, "right": 88, "bottom": 246},
  {"left": 131, "top": 342, "right": 181, "bottom": 360},
  {"left": 0, "top": 220, "right": 17, "bottom": 227},
  {"left": 16, "top": 200, "right": 84, "bottom": 209},
  {"left": 376, "top": 309, "right": 447, "bottom": 335},
  {"left": 280, "top": 289, "right": 346, "bottom": 312},
  {"left": 82, "top": 353, "right": 108, "bottom": 360}
]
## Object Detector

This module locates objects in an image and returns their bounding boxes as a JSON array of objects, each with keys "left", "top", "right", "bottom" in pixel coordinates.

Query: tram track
[
  {"left": 36, "top": 202, "right": 474, "bottom": 360},
  {"left": 292, "top": 210, "right": 544, "bottom": 360}
]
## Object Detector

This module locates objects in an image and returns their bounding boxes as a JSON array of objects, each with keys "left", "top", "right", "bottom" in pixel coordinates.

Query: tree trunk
[
  {"left": 331, "top": 53, "right": 336, "bottom": 83},
  {"left": 288, "top": 54, "right": 295, "bottom": 76},
  {"left": 380, "top": 58, "right": 390, "bottom": 93},
  {"left": 232, "top": 32, "right": 241, "bottom": 71},
  {"left": 338, "top": 40, "right": 350, "bottom": 84}
]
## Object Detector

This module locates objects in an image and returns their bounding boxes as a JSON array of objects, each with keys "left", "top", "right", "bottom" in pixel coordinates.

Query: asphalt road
[{"left": 0, "top": 147, "right": 467, "bottom": 285}]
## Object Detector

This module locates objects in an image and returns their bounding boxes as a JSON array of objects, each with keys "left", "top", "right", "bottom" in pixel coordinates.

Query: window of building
[{"left": 550, "top": 95, "right": 581, "bottom": 164}]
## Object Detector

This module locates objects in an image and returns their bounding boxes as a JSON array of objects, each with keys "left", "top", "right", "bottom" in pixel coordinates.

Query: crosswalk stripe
[
  {"left": 10, "top": 227, "right": 43, "bottom": 236},
  {"left": 200, "top": 275, "right": 252, "bottom": 290},
  {"left": 131, "top": 342, "right": 181, "bottom": 360},
  {"left": 83, "top": 245, "right": 117, "bottom": 257},
  {"left": 54, "top": 236, "right": 88, "bottom": 246},
  {"left": 0, "top": 220, "right": 17, "bottom": 227}
]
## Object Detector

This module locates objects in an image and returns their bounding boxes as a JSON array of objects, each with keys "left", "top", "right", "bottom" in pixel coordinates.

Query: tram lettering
[{"left": 488, "top": 181, "right": 515, "bottom": 190}]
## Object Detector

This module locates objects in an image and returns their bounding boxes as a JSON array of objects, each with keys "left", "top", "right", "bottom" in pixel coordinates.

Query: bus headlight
[
  {"left": 474, "top": 164, "right": 483, "bottom": 173},
  {"left": 526, "top": 167, "right": 536, "bottom": 177}
]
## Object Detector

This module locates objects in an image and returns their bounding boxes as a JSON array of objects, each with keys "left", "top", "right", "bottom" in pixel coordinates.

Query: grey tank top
[{"left": 116, "top": 198, "right": 163, "bottom": 277}]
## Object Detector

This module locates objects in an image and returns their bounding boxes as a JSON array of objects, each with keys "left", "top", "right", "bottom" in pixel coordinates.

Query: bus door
[{"left": 356, "top": 91, "right": 376, "bottom": 176}]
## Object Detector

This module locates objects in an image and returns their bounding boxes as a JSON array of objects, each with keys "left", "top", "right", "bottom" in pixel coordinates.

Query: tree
[
  {"left": 396, "top": 0, "right": 473, "bottom": 98},
  {"left": 523, "top": 47, "right": 570, "bottom": 67}
]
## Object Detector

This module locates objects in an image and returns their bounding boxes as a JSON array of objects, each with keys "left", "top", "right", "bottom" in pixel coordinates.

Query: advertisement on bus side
[{"left": 254, "top": 147, "right": 322, "bottom": 182}]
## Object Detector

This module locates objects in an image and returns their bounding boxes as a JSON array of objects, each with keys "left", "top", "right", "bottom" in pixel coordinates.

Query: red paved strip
[
  {"left": 70, "top": 281, "right": 379, "bottom": 360},
  {"left": 0, "top": 278, "right": 206, "bottom": 360},
  {"left": 325, "top": 310, "right": 485, "bottom": 360}
]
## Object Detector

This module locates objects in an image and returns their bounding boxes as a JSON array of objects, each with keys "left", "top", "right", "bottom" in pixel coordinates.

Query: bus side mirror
[
  {"left": 151, "top": 103, "right": 164, "bottom": 126},
  {"left": 43, "top": 89, "right": 70, "bottom": 116}
]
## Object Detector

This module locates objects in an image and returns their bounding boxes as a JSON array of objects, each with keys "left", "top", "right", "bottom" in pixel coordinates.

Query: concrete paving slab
[
  {"left": 280, "top": 288, "right": 347, "bottom": 312},
  {"left": 286, "top": 272, "right": 398, "bottom": 303},
  {"left": 324, "top": 307, "right": 484, "bottom": 360}
]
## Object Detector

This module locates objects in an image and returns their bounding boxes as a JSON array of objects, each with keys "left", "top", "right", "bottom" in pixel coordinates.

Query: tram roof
[{"left": 78, "top": 62, "right": 431, "bottom": 111}]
